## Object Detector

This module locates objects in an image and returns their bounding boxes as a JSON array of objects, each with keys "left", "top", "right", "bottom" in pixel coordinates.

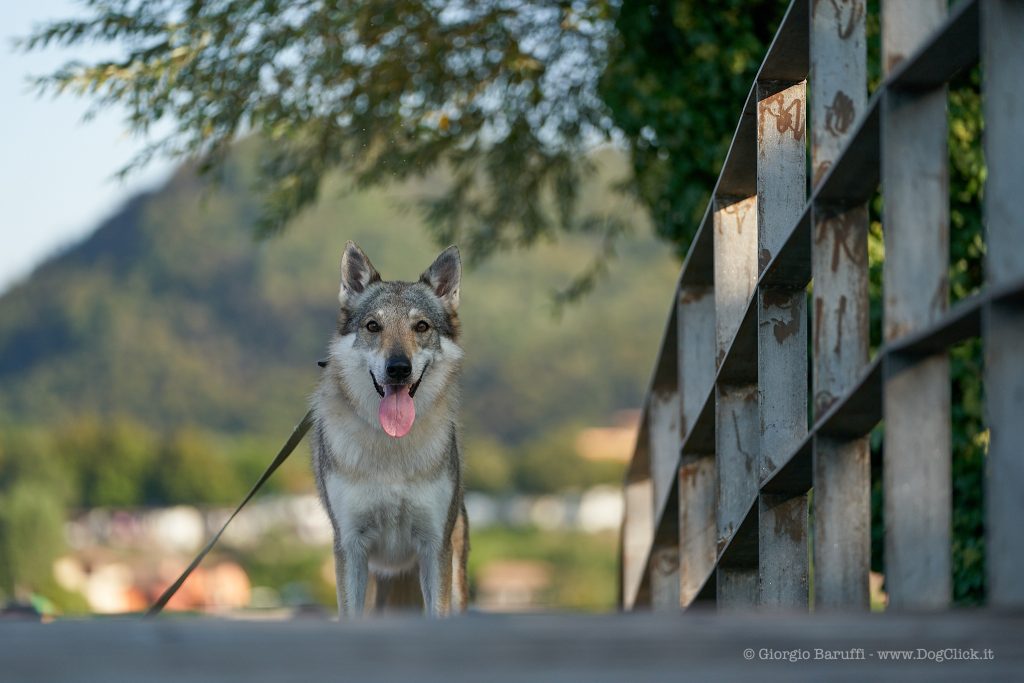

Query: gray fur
[{"left": 312, "top": 242, "right": 468, "bottom": 618}]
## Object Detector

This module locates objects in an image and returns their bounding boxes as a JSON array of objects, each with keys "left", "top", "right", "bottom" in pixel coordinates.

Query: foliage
[
  {"left": 600, "top": 0, "right": 785, "bottom": 252},
  {"left": 226, "top": 530, "right": 337, "bottom": 609},
  {"left": 943, "top": 67, "right": 986, "bottom": 605},
  {"left": 20, "top": 0, "right": 627, "bottom": 294},
  {"left": 0, "top": 480, "right": 66, "bottom": 600},
  {"left": 467, "top": 526, "right": 618, "bottom": 611},
  {"left": 510, "top": 425, "right": 625, "bottom": 494},
  {"left": 867, "top": 68, "right": 986, "bottom": 605},
  {"left": 13, "top": 0, "right": 990, "bottom": 607},
  {"left": 604, "top": 1, "right": 987, "bottom": 604},
  {"left": 0, "top": 148, "right": 677, "bottom": 448}
]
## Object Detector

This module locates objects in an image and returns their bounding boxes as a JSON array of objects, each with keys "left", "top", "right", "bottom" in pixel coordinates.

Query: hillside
[{"left": 0, "top": 144, "right": 679, "bottom": 456}]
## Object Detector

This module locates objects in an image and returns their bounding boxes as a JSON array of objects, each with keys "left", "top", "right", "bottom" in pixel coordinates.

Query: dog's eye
[
  {"left": 414, "top": 321, "right": 430, "bottom": 333},
  {"left": 366, "top": 320, "right": 381, "bottom": 333}
]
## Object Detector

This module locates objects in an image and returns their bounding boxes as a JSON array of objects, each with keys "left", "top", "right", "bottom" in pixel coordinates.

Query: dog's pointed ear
[
  {"left": 339, "top": 241, "right": 381, "bottom": 307},
  {"left": 420, "top": 245, "right": 461, "bottom": 310}
]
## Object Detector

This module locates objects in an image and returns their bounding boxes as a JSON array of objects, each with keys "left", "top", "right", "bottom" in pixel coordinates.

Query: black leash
[{"left": 145, "top": 409, "right": 314, "bottom": 616}]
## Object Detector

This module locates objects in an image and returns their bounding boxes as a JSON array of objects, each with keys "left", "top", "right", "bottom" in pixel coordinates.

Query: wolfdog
[{"left": 311, "top": 242, "right": 468, "bottom": 618}]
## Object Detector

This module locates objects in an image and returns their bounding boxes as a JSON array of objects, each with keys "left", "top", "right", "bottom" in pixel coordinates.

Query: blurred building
[
  {"left": 476, "top": 560, "right": 553, "bottom": 612},
  {"left": 573, "top": 410, "right": 641, "bottom": 462}
]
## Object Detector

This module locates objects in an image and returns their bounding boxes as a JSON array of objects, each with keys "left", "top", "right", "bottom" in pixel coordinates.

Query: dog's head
[{"left": 325, "top": 241, "right": 463, "bottom": 438}]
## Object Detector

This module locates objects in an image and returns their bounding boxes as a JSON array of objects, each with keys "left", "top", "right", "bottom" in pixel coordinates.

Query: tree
[
  {"left": 21, "top": 0, "right": 624, "bottom": 295},
  {"left": 23, "top": 0, "right": 985, "bottom": 603},
  {"left": 600, "top": 0, "right": 785, "bottom": 252}
]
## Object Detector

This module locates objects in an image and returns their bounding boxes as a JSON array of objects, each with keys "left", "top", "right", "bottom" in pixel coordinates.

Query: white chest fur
[
  {"left": 316, "top": 398, "right": 456, "bottom": 576},
  {"left": 324, "top": 471, "right": 454, "bottom": 574}
]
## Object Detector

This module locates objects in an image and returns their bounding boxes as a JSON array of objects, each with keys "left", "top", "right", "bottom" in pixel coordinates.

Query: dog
[{"left": 311, "top": 241, "right": 468, "bottom": 618}]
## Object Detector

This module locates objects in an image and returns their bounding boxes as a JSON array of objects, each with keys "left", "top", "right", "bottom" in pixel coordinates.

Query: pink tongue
[{"left": 379, "top": 384, "right": 416, "bottom": 438}]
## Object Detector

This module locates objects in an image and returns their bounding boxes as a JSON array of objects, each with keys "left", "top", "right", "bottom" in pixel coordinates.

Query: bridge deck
[{"left": 2, "top": 610, "right": 1021, "bottom": 681}]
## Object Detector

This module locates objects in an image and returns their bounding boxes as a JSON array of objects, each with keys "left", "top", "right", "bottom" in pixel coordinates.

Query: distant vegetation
[
  {"left": 0, "top": 144, "right": 675, "bottom": 448},
  {"left": 0, "top": 145, "right": 673, "bottom": 604},
  {"left": 9, "top": 0, "right": 987, "bottom": 610}
]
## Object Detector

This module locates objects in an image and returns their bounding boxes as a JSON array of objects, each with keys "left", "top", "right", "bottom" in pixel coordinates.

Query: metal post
[
  {"left": 713, "top": 195, "right": 759, "bottom": 607},
  {"left": 647, "top": 312, "right": 682, "bottom": 611},
  {"left": 622, "top": 444, "right": 653, "bottom": 609},
  {"left": 881, "top": 0, "right": 951, "bottom": 609},
  {"left": 677, "top": 285, "right": 718, "bottom": 606},
  {"left": 982, "top": 0, "right": 1024, "bottom": 609},
  {"left": 755, "top": 79, "right": 808, "bottom": 608},
  {"left": 809, "top": 0, "right": 871, "bottom": 609}
]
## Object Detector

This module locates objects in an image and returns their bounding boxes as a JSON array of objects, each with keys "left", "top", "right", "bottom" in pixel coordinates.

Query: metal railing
[{"left": 620, "top": 0, "right": 1024, "bottom": 611}]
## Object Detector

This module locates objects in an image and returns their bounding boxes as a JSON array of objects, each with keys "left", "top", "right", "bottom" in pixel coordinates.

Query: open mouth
[
  {"left": 369, "top": 362, "right": 429, "bottom": 399},
  {"left": 370, "top": 363, "right": 429, "bottom": 439}
]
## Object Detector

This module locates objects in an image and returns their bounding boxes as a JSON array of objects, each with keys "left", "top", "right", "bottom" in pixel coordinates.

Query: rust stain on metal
[
  {"left": 774, "top": 311, "right": 801, "bottom": 344},
  {"left": 829, "top": 0, "right": 864, "bottom": 40},
  {"left": 652, "top": 386, "right": 677, "bottom": 401},
  {"left": 718, "top": 528, "right": 733, "bottom": 555},
  {"left": 885, "top": 295, "right": 912, "bottom": 340},
  {"left": 816, "top": 211, "right": 866, "bottom": 272},
  {"left": 679, "top": 287, "right": 708, "bottom": 305},
  {"left": 764, "top": 289, "right": 801, "bottom": 344},
  {"left": 885, "top": 321, "right": 908, "bottom": 341},
  {"left": 815, "top": 390, "right": 837, "bottom": 417},
  {"left": 760, "top": 248, "right": 773, "bottom": 272},
  {"left": 731, "top": 409, "right": 754, "bottom": 470},
  {"left": 721, "top": 200, "right": 753, "bottom": 235},
  {"left": 678, "top": 462, "right": 698, "bottom": 486},
  {"left": 772, "top": 501, "right": 805, "bottom": 543},
  {"left": 759, "top": 91, "right": 805, "bottom": 142},
  {"left": 654, "top": 548, "right": 680, "bottom": 576},
  {"left": 824, "top": 90, "right": 856, "bottom": 136},
  {"left": 761, "top": 288, "right": 793, "bottom": 309},
  {"left": 834, "top": 294, "right": 847, "bottom": 355},
  {"left": 813, "top": 161, "right": 833, "bottom": 186}
]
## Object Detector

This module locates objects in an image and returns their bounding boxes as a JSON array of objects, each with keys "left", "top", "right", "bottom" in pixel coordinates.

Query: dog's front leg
[
  {"left": 334, "top": 542, "right": 369, "bottom": 619},
  {"left": 418, "top": 538, "right": 453, "bottom": 617}
]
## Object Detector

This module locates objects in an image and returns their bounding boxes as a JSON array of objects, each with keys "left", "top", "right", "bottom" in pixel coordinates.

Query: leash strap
[{"left": 145, "top": 409, "right": 314, "bottom": 616}]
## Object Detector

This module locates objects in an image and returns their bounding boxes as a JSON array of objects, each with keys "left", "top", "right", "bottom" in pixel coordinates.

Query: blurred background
[{"left": 0, "top": 0, "right": 986, "bottom": 617}]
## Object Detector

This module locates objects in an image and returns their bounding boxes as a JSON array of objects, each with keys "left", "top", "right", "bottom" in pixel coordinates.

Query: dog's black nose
[{"left": 385, "top": 356, "right": 412, "bottom": 381}]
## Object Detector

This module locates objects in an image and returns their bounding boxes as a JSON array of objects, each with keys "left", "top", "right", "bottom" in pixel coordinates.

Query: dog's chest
[
  {"left": 324, "top": 472, "right": 453, "bottom": 571},
  {"left": 314, "top": 403, "right": 456, "bottom": 571}
]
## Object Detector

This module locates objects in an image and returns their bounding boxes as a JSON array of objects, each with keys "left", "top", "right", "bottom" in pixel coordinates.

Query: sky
[{"left": 1, "top": 0, "right": 175, "bottom": 295}]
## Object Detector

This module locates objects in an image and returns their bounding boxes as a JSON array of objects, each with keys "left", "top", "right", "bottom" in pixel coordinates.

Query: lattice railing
[{"left": 620, "top": 0, "right": 1024, "bottom": 611}]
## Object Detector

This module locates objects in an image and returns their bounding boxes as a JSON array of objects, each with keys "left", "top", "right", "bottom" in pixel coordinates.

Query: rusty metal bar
[
  {"left": 649, "top": 480, "right": 681, "bottom": 611},
  {"left": 621, "top": 0, "right": 1000, "bottom": 613},
  {"left": 714, "top": 197, "right": 759, "bottom": 365},
  {"left": 761, "top": 279, "right": 1020, "bottom": 497},
  {"left": 678, "top": 457, "right": 716, "bottom": 606},
  {"left": 755, "top": 78, "right": 808, "bottom": 608},
  {"left": 809, "top": 0, "right": 871, "bottom": 610},
  {"left": 880, "top": 0, "right": 951, "bottom": 610},
  {"left": 981, "top": 0, "right": 1024, "bottom": 609},
  {"left": 647, "top": 313, "right": 682, "bottom": 611},
  {"left": 677, "top": 284, "right": 717, "bottom": 606},
  {"left": 715, "top": 500, "right": 759, "bottom": 609},
  {"left": 648, "top": 306, "right": 682, "bottom": 533},
  {"left": 622, "top": 438, "right": 653, "bottom": 609},
  {"left": 713, "top": 195, "right": 759, "bottom": 607}
]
